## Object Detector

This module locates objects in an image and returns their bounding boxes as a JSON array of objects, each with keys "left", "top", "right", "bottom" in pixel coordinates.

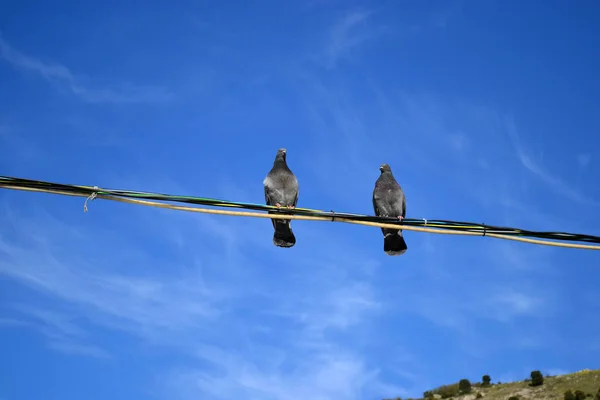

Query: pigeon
[
  {"left": 372, "top": 163, "right": 408, "bottom": 256},
  {"left": 263, "top": 148, "right": 299, "bottom": 248}
]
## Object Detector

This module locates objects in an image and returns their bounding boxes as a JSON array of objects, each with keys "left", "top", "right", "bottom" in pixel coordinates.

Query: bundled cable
[{"left": 1, "top": 175, "right": 599, "bottom": 250}]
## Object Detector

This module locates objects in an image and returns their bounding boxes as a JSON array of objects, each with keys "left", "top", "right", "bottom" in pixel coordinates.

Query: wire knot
[{"left": 84, "top": 186, "right": 99, "bottom": 213}]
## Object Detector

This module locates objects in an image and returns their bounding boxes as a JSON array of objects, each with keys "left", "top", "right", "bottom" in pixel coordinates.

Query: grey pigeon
[
  {"left": 263, "top": 148, "right": 299, "bottom": 248},
  {"left": 372, "top": 163, "right": 408, "bottom": 256}
]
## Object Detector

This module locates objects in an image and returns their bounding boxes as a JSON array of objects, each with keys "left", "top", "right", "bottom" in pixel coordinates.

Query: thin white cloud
[
  {"left": 10, "top": 304, "right": 87, "bottom": 337},
  {"left": 577, "top": 153, "right": 591, "bottom": 168},
  {"left": 448, "top": 131, "right": 469, "bottom": 152},
  {"left": 169, "top": 345, "right": 389, "bottom": 400},
  {"left": 322, "top": 10, "right": 374, "bottom": 69},
  {"left": 47, "top": 341, "right": 112, "bottom": 359},
  {"left": 0, "top": 208, "right": 224, "bottom": 341},
  {"left": 505, "top": 119, "right": 599, "bottom": 207},
  {"left": 287, "top": 77, "right": 566, "bottom": 366},
  {"left": 0, "top": 194, "right": 403, "bottom": 399},
  {"left": 271, "top": 279, "right": 381, "bottom": 341},
  {"left": 390, "top": 244, "right": 557, "bottom": 352},
  {"left": 0, "top": 34, "right": 173, "bottom": 104},
  {"left": 320, "top": 4, "right": 462, "bottom": 70},
  {"left": 2, "top": 304, "right": 112, "bottom": 359},
  {"left": 288, "top": 78, "right": 566, "bottom": 352},
  {"left": 486, "top": 290, "right": 544, "bottom": 322},
  {"left": 0, "top": 317, "right": 30, "bottom": 327},
  {"left": 0, "top": 123, "right": 10, "bottom": 137}
]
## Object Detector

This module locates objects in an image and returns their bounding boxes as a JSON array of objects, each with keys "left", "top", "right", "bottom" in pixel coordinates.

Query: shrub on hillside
[
  {"left": 424, "top": 383, "right": 459, "bottom": 399},
  {"left": 482, "top": 375, "right": 491, "bottom": 387},
  {"left": 595, "top": 387, "right": 600, "bottom": 400},
  {"left": 458, "top": 379, "right": 472, "bottom": 394},
  {"left": 530, "top": 370, "right": 544, "bottom": 386},
  {"left": 575, "top": 390, "right": 586, "bottom": 400},
  {"left": 439, "top": 384, "right": 459, "bottom": 398},
  {"left": 508, "top": 396, "right": 519, "bottom": 400},
  {"left": 565, "top": 390, "right": 576, "bottom": 400},
  {"left": 476, "top": 392, "right": 483, "bottom": 399}
]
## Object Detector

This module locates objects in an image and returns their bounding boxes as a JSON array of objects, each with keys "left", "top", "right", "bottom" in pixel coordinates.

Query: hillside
[{"left": 386, "top": 369, "right": 600, "bottom": 400}]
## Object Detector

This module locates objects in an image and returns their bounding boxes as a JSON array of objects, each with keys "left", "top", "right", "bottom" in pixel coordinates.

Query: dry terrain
[{"left": 387, "top": 369, "right": 600, "bottom": 400}]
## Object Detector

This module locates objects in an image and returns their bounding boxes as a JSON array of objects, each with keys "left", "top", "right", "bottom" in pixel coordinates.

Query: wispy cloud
[
  {"left": 408, "top": 0, "right": 466, "bottom": 32},
  {"left": 0, "top": 34, "right": 174, "bottom": 104},
  {"left": 485, "top": 289, "right": 545, "bottom": 322},
  {"left": 0, "top": 206, "right": 224, "bottom": 343},
  {"left": 0, "top": 317, "right": 30, "bottom": 327},
  {"left": 577, "top": 153, "right": 591, "bottom": 168},
  {"left": 0, "top": 190, "right": 404, "bottom": 398},
  {"left": 321, "top": 10, "right": 375, "bottom": 69},
  {"left": 319, "top": 3, "right": 464, "bottom": 70},
  {"left": 288, "top": 73, "right": 566, "bottom": 345},
  {"left": 505, "top": 119, "right": 599, "bottom": 207},
  {"left": 0, "top": 122, "right": 10, "bottom": 137},
  {"left": 288, "top": 75, "right": 571, "bottom": 367},
  {"left": 289, "top": 79, "right": 566, "bottom": 356},
  {"left": 47, "top": 341, "right": 112, "bottom": 359},
  {"left": 168, "top": 343, "right": 400, "bottom": 400},
  {"left": 10, "top": 304, "right": 87, "bottom": 337},
  {"left": 3, "top": 304, "right": 112, "bottom": 359}
]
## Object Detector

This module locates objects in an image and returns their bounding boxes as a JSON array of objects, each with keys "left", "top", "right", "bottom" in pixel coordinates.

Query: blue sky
[{"left": 1, "top": 1, "right": 600, "bottom": 399}]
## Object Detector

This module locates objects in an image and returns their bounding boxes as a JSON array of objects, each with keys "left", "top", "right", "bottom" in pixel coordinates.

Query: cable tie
[
  {"left": 330, "top": 210, "right": 335, "bottom": 222},
  {"left": 423, "top": 218, "right": 427, "bottom": 227},
  {"left": 84, "top": 186, "right": 99, "bottom": 213},
  {"left": 482, "top": 223, "right": 486, "bottom": 237}
]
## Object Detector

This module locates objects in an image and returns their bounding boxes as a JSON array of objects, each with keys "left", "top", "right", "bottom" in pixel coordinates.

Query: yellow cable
[{"left": 3, "top": 185, "right": 600, "bottom": 250}]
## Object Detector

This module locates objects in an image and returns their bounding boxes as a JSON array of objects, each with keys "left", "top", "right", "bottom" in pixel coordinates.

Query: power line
[{"left": 1, "top": 175, "right": 599, "bottom": 250}]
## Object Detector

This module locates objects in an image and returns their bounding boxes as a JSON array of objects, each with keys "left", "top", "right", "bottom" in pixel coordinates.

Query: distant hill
[{"left": 385, "top": 369, "right": 600, "bottom": 400}]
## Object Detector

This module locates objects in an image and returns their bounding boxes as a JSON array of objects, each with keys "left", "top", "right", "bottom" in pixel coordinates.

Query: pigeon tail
[
  {"left": 273, "top": 219, "right": 296, "bottom": 248},
  {"left": 383, "top": 230, "right": 407, "bottom": 256}
]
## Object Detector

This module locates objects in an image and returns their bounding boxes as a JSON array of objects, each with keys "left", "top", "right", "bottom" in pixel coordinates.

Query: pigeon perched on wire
[
  {"left": 263, "top": 148, "right": 299, "bottom": 248},
  {"left": 372, "top": 163, "right": 407, "bottom": 256}
]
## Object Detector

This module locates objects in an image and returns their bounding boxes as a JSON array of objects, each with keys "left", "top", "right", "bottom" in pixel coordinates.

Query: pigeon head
[
  {"left": 379, "top": 163, "right": 392, "bottom": 173},
  {"left": 276, "top": 148, "right": 287, "bottom": 160}
]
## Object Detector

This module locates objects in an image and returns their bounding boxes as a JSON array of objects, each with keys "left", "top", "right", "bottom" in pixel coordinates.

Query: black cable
[{"left": 2, "top": 175, "right": 599, "bottom": 245}]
